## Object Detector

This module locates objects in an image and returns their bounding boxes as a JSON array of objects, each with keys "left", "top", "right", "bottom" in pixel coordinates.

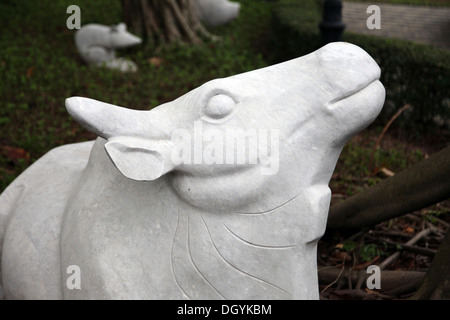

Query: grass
[
  {"left": 0, "top": 0, "right": 272, "bottom": 192},
  {"left": 0, "top": 0, "right": 446, "bottom": 201},
  {"left": 330, "top": 129, "right": 428, "bottom": 199}
]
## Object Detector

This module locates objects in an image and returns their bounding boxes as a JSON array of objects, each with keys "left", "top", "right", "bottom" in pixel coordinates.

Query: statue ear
[{"left": 104, "top": 137, "right": 165, "bottom": 181}]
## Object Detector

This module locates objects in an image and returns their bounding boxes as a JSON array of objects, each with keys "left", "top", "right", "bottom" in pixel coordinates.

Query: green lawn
[
  {"left": 0, "top": 0, "right": 445, "bottom": 196},
  {"left": 0, "top": 0, "right": 272, "bottom": 192}
]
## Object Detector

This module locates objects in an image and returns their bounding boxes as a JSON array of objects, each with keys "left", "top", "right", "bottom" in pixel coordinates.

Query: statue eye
[{"left": 203, "top": 94, "right": 236, "bottom": 120}]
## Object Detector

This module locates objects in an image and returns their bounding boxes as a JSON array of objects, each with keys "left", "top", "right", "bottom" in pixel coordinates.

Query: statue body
[
  {"left": 0, "top": 43, "right": 385, "bottom": 299},
  {"left": 75, "top": 23, "right": 141, "bottom": 72},
  {"left": 195, "top": 0, "right": 241, "bottom": 27}
]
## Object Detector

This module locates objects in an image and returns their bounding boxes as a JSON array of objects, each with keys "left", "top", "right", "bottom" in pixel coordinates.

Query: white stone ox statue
[
  {"left": 195, "top": 0, "right": 240, "bottom": 27},
  {"left": 0, "top": 42, "right": 385, "bottom": 300},
  {"left": 75, "top": 23, "right": 142, "bottom": 72}
]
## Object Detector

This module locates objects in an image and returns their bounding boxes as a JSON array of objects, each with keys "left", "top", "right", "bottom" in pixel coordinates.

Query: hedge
[{"left": 270, "top": 0, "right": 450, "bottom": 132}]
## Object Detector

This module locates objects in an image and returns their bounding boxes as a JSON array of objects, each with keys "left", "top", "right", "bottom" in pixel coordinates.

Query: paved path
[{"left": 342, "top": 1, "right": 450, "bottom": 50}]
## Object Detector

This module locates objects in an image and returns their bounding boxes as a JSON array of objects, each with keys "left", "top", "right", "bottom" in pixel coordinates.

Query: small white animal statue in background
[
  {"left": 0, "top": 42, "right": 385, "bottom": 300},
  {"left": 75, "top": 23, "right": 142, "bottom": 72},
  {"left": 195, "top": 0, "right": 240, "bottom": 27}
]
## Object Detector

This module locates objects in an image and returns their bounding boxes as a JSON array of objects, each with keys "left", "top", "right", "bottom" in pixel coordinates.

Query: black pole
[{"left": 319, "top": 0, "right": 346, "bottom": 45}]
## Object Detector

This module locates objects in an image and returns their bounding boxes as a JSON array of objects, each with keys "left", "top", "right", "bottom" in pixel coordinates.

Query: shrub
[
  {"left": 345, "top": 34, "right": 450, "bottom": 132},
  {"left": 271, "top": 0, "right": 450, "bottom": 132}
]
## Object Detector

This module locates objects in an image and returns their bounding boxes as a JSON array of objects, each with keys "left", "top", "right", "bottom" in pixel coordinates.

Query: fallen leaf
[
  {"left": 0, "top": 145, "right": 30, "bottom": 162},
  {"left": 148, "top": 57, "right": 164, "bottom": 67},
  {"left": 403, "top": 226, "right": 414, "bottom": 234},
  {"left": 380, "top": 167, "right": 394, "bottom": 177},
  {"left": 26, "top": 66, "right": 34, "bottom": 78},
  {"left": 364, "top": 288, "right": 377, "bottom": 294}
]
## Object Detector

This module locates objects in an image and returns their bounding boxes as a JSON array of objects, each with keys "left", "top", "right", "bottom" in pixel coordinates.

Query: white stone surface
[
  {"left": 195, "top": 0, "right": 240, "bottom": 27},
  {"left": 75, "top": 23, "right": 141, "bottom": 72},
  {"left": 0, "top": 42, "right": 385, "bottom": 299}
]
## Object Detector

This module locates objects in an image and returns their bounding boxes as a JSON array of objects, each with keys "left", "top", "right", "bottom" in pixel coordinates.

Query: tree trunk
[
  {"left": 327, "top": 146, "right": 450, "bottom": 231},
  {"left": 326, "top": 146, "right": 450, "bottom": 299},
  {"left": 410, "top": 229, "right": 450, "bottom": 299},
  {"left": 121, "top": 0, "right": 210, "bottom": 48}
]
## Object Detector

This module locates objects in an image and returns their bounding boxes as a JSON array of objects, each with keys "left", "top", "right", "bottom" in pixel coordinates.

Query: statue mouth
[{"left": 328, "top": 77, "right": 381, "bottom": 107}]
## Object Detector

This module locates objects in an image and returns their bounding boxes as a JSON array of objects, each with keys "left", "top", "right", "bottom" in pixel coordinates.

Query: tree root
[
  {"left": 318, "top": 265, "right": 425, "bottom": 299},
  {"left": 121, "top": 0, "right": 217, "bottom": 49},
  {"left": 410, "top": 229, "right": 450, "bottom": 299}
]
